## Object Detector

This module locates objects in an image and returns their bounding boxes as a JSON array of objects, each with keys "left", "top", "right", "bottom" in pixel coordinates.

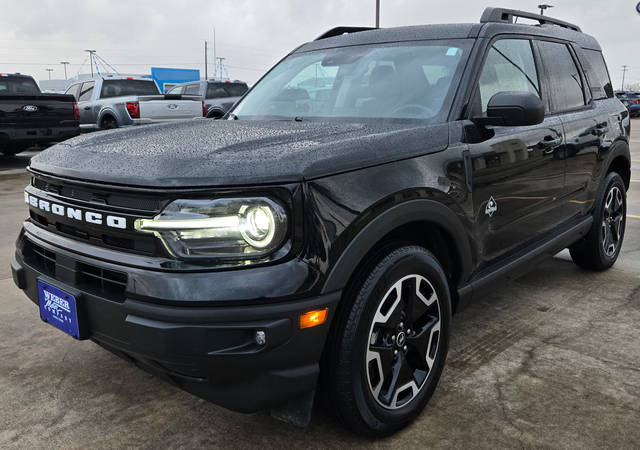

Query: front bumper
[{"left": 12, "top": 227, "right": 340, "bottom": 413}]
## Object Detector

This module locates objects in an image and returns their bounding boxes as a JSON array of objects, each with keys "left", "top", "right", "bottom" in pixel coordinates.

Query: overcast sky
[{"left": 1, "top": 0, "right": 639, "bottom": 88}]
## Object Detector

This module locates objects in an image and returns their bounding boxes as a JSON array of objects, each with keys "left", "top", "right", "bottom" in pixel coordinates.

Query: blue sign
[
  {"left": 151, "top": 67, "right": 200, "bottom": 92},
  {"left": 38, "top": 280, "right": 80, "bottom": 339}
]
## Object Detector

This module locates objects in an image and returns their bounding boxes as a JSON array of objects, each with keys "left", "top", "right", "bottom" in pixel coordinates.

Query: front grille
[
  {"left": 22, "top": 240, "right": 128, "bottom": 302},
  {"left": 32, "top": 177, "right": 163, "bottom": 212}
]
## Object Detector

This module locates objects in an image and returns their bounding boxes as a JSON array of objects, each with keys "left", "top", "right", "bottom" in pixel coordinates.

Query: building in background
[{"left": 151, "top": 68, "right": 200, "bottom": 93}]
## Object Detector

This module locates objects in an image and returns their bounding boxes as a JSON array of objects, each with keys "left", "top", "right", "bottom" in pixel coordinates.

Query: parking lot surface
[{"left": 1, "top": 123, "right": 639, "bottom": 448}]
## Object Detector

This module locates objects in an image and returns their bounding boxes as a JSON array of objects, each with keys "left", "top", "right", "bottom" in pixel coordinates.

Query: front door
[
  {"left": 77, "top": 81, "right": 95, "bottom": 125},
  {"left": 466, "top": 38, "right": 567, "bottom": 266}
]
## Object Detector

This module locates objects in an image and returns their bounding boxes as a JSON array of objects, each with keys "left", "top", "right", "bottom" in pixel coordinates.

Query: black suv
[{"left": 11, "top": 8, "right": 631, "bottom": 436}]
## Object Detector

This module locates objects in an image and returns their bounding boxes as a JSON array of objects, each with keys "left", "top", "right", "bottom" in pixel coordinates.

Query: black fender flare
[
  {"left": 601, "top": 138, "right": 631, "bottom": 187},
  {"left": 321, "top": 199, "right": 473, "bottom": 294}
]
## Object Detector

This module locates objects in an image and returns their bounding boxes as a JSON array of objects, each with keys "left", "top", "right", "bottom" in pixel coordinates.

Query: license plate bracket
[{"left": 38, "top": 279, "right": 82, "bottom": 339}]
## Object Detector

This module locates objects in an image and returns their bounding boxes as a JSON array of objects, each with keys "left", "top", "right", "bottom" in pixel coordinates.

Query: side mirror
[{"left": 473, "top": 91, "right": 544, "bottom": 127}]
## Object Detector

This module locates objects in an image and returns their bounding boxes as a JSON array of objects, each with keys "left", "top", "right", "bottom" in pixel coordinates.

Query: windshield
[
  {"left": 100, "top": 80, "right": 160, "bottom": 98},
  {"left": 0, "top": 77, "right": 41, "bottom": 95},
  {"left": 232, "top": 40, "right": 471, "bottom": 121}
]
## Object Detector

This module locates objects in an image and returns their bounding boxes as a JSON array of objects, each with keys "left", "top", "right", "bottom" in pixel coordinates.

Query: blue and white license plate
[{"left": 38, "top": 280, "right": 80, "bottom": 339}]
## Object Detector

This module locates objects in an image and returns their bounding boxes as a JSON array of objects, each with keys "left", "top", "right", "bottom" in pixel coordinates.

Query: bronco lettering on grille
[{"left": 25, "top": 192, "right": 127, "bottom": 230}]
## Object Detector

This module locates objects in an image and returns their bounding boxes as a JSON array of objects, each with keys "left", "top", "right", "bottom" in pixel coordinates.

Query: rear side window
[
  {"left": 184, "top": 84, "right": 201, "bottom": 96},
  {"left": 78, "top": 81, "right": 95, "bottom": 101},
  {"left": 476, "top": 39, "right": 540, "bottom": 115},
  {"left": 207, "top": 83, "right": 248, "bottom": 99},
  {"left": 538, "top": 41, "right": 585, "bottom": 112},
  {"left": 100, "top": 80, "right": 160, "bottom": 98},
  {"left": 581, "top": 49, "right": 613, "bottom": 100}
]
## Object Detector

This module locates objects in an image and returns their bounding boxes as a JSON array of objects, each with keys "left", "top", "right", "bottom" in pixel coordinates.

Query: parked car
[
  {"left": 0, "top": 73, "right": 79, "bottom": 156},
  {"left": 167, "top": 80, "right": 248, "bottom": 118},
  {"left": 13, "top": 7, "right": 631, "bottom": 436},
  {"left": 615, "top": 91, "right": 640, "bottom": 117},
  {"left": 64, "top": 76, "right": 206, "bottom": 131}
]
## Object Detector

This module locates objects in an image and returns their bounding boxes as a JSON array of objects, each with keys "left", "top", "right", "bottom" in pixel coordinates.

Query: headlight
[{"left": 135, "top": 197, "right": 288, "bottom": 261}]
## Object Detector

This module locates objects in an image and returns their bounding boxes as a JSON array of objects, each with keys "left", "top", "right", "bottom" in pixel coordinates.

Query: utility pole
[
  {"left": 45, "top": 68, "right": 53, "bottom": 80},
  {"left": 538, "top": 4, "right": 553, "bottom": 16},
  {"left": 213, "top": 28, "right": 217, "bottom": 80},
  {"left": 375, "top": 0, "right": 380, "bottom": 27},
  {"left": 621, "top": 65, "right": 630, "bottom": 91},
  {"left": 60, "top": 61, "right": 69, "bottom": 80},
  {"left": 85, "top": 50, "right": 96, "bottom": 77},
  {"left": 204, "top": 40, "right": 208, "bottom": 80}
]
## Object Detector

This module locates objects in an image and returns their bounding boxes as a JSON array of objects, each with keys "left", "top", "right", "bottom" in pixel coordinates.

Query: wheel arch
[
  {"left": 321, "top": 199, "right": 473, "bottom": 311},
  {"left": 98, "top": 109, "right": 119, "bottom": 128},
  {"left": 604, "top": 140, "right": 631, "bottom": 190}
]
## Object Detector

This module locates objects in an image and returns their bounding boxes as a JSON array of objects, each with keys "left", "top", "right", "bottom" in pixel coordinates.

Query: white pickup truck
[{"left": 64, "top": 76, "right": 205, "bottom": 130}]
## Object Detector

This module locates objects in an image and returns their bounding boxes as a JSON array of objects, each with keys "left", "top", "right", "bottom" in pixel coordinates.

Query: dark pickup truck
[{"left": 0, "top": 73, "right": 79, "bottom": 156}]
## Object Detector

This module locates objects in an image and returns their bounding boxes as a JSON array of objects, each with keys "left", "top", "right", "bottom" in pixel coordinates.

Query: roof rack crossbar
[
  {"left": 480, "top": 7, "right": 581, "bottom": 32},
  {"left": 315, "top": 26, "right": 378, "bottom": 41}
]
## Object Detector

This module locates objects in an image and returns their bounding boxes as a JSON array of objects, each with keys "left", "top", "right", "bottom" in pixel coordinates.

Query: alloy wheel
[
  {"left": 366, "top": 274, "right": 441, "bottom": 410},
  {"left": 601, "top": 185, "right": 624, "bottom": 257}
]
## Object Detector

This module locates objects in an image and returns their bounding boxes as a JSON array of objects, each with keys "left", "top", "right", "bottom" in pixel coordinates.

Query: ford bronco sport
[{"left": 11, "top": 7, "right": 631, "bottom": 436}]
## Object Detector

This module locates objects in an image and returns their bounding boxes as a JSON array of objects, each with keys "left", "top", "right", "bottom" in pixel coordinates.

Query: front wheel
[
  {"left": 326, "top": 246, "right": 451, "bottom": 436},
  {"left": 570, "top": 172, "right": 626, "bottom": 270}
]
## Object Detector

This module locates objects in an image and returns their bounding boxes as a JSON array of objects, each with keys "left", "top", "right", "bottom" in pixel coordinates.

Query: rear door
[
  {"left": 466, "top": 37, "right": 567, "bottom": 265},
  {"left": 535, "top": 40, "right": 602, "bottom": 220}
]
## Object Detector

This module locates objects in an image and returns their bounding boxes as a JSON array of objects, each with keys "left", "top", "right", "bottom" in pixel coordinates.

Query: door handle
[
  {"left": 538, "top": 136, "right": 562, "bottom": 153},
  {"left": 83, "top": 106, "right": 91, "bottom": 110},
  {"left": 593, "top": 123, "right": 609, "bottom": 137}
]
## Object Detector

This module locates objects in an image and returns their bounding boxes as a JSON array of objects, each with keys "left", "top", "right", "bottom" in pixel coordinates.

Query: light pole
[
  {"left": 85, "top": 50, "right": 96, "bottom": 77},
  {"left": 45, "top": 68, "right": 53, "bottom": 80},
  {"left": 60, "top": 61, "right": 69, "bottom": 80},
  {"left": 375, "top": 0, "right": 380, "bottom": 27},
  {"left": 538, "top": 4, "right": 553, "bottom": 16}
]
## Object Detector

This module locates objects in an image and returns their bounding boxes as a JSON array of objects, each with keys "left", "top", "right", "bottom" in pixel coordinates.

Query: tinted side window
[
  {"left": 78, "top": 81, "right": 95, "bottom": 101},
  {"left": 224, "top": 83, "right": 248, "bottom": 97},
  {"left": 184, "top": 84, "right": 201, "bottom": 96},
  {"left": 538, "top": 41, "right": 585, "bottom": 112},
  {"left": 476, "top": 39, "right": 540, "bottom": 115},
  {"left": 206, "top": 84, "right": 230, "bottom": 98},
  {"left": 581, "top": 49, "right": 613, "bottom": 100}
]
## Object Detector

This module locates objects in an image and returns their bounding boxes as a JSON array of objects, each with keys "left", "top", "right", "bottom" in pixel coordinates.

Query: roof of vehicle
[
  {"left": 296, "top": 7, "right": 601, "bottom": 54},
  {"left": 0, "top": 73, "right": 33, "bottom": 78}
]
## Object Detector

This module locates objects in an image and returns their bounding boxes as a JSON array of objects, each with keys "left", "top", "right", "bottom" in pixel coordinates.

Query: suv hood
[{"left": 31, "top": 119, "right": 449, "bottom": 187}]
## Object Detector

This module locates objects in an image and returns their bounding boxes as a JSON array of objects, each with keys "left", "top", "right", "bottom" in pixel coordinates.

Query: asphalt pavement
[{"left": 0, "top": 123, "right": 639, "bottom": 448}]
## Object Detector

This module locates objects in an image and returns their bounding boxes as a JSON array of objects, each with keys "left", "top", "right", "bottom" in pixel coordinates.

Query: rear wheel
[
  {"left": 570, "top": 172, "right": 626, "bottom": 270},
  {"left": 100, "top": 115, "right": 118, "bottom": 130},
  {"left": 326, "top": 246, "right": 451, "bottom": 436}
]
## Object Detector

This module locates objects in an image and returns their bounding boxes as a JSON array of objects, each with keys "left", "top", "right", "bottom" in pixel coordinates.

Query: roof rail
[
  {"left": 480, "top": 7, "right": 581, "bottom": 32},
  {"left": 315, "top": 26, "right": 377, "bottom": 41}
]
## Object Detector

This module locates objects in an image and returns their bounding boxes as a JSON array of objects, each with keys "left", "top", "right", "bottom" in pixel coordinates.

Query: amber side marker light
[{"left": 299, "top": 308, "right": 328, "bottom": 329}]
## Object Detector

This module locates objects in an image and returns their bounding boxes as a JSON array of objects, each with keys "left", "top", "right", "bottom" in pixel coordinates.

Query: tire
[
  {"left": 207, "top": 108, "right": 225, "bottom": 119},
  {"left": 1, "top": 145, "right": 27, "bottom": 157},
  {"left": 326, "top": 245, "right": 451, "bottom": 436},
  {"left": 100, "top": 115, "right": 118, "bottom": 130},
  {"left": 570, "top": 172, "right": 626, "bottom": 270}
]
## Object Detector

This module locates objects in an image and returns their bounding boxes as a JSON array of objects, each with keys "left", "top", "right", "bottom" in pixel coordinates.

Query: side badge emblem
[{"left": 485, "top": 196, "right": 498, "bottom": 217}]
